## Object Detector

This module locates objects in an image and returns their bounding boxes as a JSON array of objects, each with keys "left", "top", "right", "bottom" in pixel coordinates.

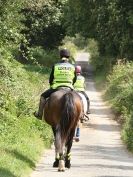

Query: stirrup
[{"left": 84, "top": 113, "right": 89, "bottom": 120}]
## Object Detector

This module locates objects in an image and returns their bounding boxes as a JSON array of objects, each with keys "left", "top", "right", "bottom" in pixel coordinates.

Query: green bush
[
  {"left": 86, "top": 39, "right": 112, "bottom": 73},
  {"left": 63, "top": 34, "right": 87, "bottom": 50},
  {"left": 73, "top": 34, "right": 87, "bottom": 49},
  {"left": 30, "top": 47, "right": 59, "bottom": 66},
  {"left": 105, "top": 62, "right": 133, "bottom": 150},
  {"left": 106, "top": 62, "right": 133, "bottom": 113},
  {"left": 122, "top": 109, "right": 133, "bottom": 151},
  {"left": 85, "top": 38, "right": 99, "bottom": 61}
]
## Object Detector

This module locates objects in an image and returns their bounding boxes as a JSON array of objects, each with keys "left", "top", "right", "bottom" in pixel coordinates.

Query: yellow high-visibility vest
[
  {"left": 74, "top": 75, "right": 85, "bottom": 91},
  {"left": 51, "top": 63, "right": 75, "bottom": 89}
]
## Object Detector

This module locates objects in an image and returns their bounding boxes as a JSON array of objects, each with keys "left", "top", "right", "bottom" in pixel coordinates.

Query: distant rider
[{"left": 74, "top": 65, "right": 90, "bottom": 116}]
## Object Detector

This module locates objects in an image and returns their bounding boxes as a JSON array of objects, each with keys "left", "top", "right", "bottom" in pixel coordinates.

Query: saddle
[
  {"left": 45, "top": 87, "right": 72, "bottom": 106},
  {"left": 57, "top": 86, "right": 73, "bottom": 91}
]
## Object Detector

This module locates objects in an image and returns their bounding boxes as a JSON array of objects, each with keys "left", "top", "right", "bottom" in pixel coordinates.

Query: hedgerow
[
  {"left": 105, "top": 62, "right": 133, "bottom": 150},
  {"left": 0, "top": 51, "right": 53, "bottom": 177}
]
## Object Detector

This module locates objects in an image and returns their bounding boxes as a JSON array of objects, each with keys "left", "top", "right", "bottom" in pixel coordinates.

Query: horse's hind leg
[
  {"left": 65, "top": 129, "right": 75, "bottom": 168},
  {"left": 58, "top": 152, "right": 65, "bottom": 172},
  {"left": 52, "top": 127, "right": 59, "bottom": 167},
  {"left": 53, "top": 126, "right": 65, "bottom": 171}
]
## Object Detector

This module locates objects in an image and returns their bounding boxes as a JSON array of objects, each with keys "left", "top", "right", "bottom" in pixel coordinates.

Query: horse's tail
[{"left": 59, "top": 91, "right": 77, "bottom": 143}]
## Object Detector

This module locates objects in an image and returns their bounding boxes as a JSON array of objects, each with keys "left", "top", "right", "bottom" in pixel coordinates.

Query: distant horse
[
  {"left": 73, "top": 92, "right": 89, "bottom": 142},
  {"left": 43, "top": 88, "right": 83, "bottom": 172}
]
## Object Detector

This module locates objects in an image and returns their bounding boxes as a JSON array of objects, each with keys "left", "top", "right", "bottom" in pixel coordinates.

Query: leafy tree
[
  {"left": 21, "top": 0, "right": 67, "bottom": 49},
  {"left": 64, "top": 0, "right": 133, "bottom": 59},
  {"left": 0, "top": 0, "right": 25, "bottom": 48}
]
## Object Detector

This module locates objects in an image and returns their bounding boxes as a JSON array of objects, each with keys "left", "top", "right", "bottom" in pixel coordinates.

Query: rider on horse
[
  {"left": 74, "top": 65, "right": 90, "bottom": 115},
  {"left": 34, "top": 48, "right": 77, "bottom": 119}
]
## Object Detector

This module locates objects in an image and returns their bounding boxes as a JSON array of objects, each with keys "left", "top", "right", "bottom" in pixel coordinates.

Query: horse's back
[{"left": 50, "top": 89, "right": 67, "bottom": 101}]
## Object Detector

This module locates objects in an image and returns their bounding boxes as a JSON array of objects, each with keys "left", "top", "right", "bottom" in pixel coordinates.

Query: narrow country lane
[{"left": 30, "top": 52, "right": 133, "bottom": 177}]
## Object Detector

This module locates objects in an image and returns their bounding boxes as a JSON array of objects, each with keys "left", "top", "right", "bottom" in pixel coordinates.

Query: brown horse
[{"left": 43, "top": 88, "right": 83, "bottom": 172}]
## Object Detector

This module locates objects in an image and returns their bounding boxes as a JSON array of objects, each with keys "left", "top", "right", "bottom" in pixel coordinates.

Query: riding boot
[
  {"left": 81, "top": 91, "right": 90, "bottom": 114},
  {"left": 83, "top": 98, "right": 90, "bottom": 120},
  {"left": 76, "top": 127, "right": 80, "bottom": 137},
  {"left": 87, "top": 98, "right": 91, "bottom": 114},
  {"left": 75, "top": 127, "right": 80, "bottom": 142},
  {"left": 34, "top": 96, "right": 46, "bottom": 120}
]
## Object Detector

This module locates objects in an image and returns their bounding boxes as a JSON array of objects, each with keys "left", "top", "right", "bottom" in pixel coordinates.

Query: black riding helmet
[{"left": 60, "top": 48, "right": 70, "bottom": 58}]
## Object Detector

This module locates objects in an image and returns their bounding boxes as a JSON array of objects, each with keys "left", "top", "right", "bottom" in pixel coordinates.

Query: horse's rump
[
  {"left": 43, "top": 89, "right": 70, "bottom": 126},
  {"left": 44, "top": 89, "right": 82, "bottom": 126},
  {"left": 43, "top": 89, "right": 83, "bottom": 139}
]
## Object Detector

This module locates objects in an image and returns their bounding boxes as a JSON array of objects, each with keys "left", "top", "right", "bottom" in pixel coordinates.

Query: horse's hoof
[
  {"left": 53, "top": 159, "right": 59, "bottom": 167},
  {"left": 65, "top": 160, "right": 71, "bottom": 168}
]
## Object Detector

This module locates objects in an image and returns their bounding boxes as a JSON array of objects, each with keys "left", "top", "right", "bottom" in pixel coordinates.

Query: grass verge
[{"left": 0, "top": 55, "right": 53, "bottom": 177}]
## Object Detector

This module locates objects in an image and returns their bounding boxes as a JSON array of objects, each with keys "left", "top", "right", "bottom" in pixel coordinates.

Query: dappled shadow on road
[
  {"left": 72, "top": 144, "right": 133, "bottom": 164},
  {"left": 84, "top": 122, "right": 119, "bottom": 132},
  {"left": 86, "top": 79, "right": 97, "bottom": 92},
  {"left": 72, "top": 163, "right": 133, "bottom": 170},
  {"left": 72, "top": 162, "right": 133, "bottom": 172},
  {"left": 0, "top": 168, "right": 16, "bottom": 177},
  {"left": 88, "top": 93, "right": 114, "bottom": 118},
  {"left": 90, "top": 107, "right": 113, "bottom": 116}
]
